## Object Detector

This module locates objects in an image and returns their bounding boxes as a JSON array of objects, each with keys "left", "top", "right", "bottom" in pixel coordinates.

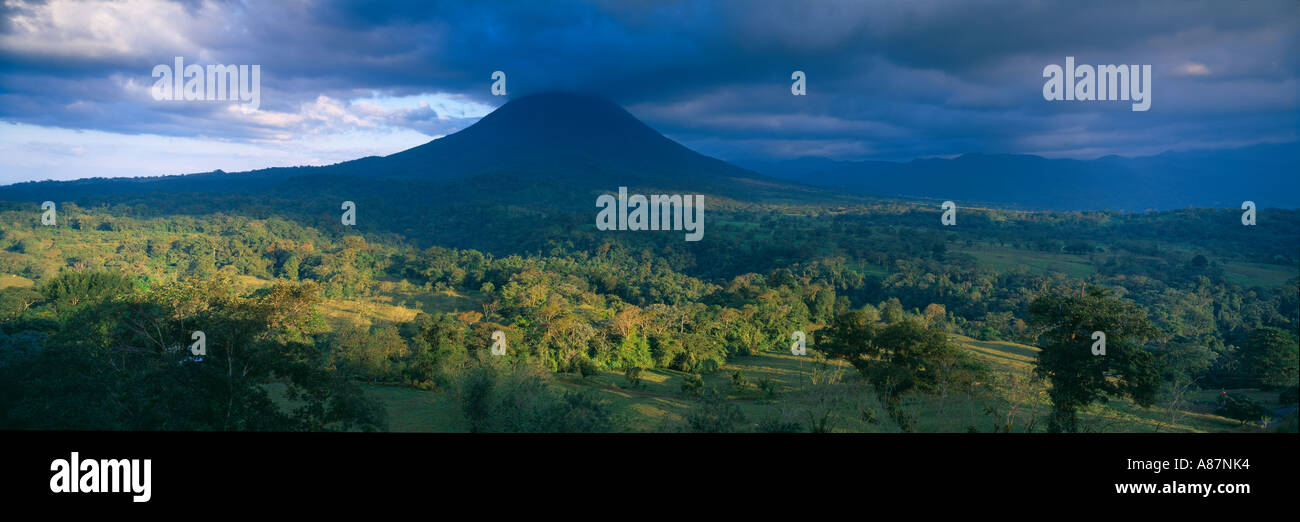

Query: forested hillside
[{"left": 1, "top": 193, "right": 1295, "bottom": 432}]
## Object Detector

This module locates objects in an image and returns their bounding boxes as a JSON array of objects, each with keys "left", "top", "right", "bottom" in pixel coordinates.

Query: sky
[{"left": 1, "top": 0, "right": 1297, "bottom": 185}]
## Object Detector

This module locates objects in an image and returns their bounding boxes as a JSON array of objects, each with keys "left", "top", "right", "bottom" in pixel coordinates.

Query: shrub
[
  {"left": 1216, "top": 392, "right": 1269, "bottom": 427},
  {"left": 757, "top": 417, "right": 802, "bottom": 433},
  {"left": 579, "top": 359, "right": 600, "bottom": 380},
  {"left": 681, "top": 373, "right": 704, "bottom": 397},
  {"left": 861, "top": 407, "right": 879, "bottom": 425},
  {"left": 456, "top": 360, "right": 616, "bottom": 433},
  {"left": 623, "top": 366, "right": 643, "bottom": 388},
  {"left": 730, "top": 370, "right": 750, "bottom": 393},
  {"left": 686, "top": 388, "right": 745, "bottom": 433}
]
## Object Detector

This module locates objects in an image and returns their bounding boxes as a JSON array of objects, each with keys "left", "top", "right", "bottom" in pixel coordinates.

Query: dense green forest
[{"left": 0, "top": 196, "right": 1296, "bottom": 432}]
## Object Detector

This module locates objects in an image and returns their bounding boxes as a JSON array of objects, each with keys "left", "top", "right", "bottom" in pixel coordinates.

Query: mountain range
[
  {"left": 1, "top": 92, "right": 1296, "bottom": 213},
  {"left": 738, "top": 142, "right": 1300, "bottom": 211}
]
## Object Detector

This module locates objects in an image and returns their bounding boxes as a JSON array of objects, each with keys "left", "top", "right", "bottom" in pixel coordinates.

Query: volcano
[{"left": 330, "top": 92, "right": 807, "bottom": 198}]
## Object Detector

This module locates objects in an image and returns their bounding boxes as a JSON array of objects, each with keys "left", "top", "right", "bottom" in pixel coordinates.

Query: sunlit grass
[
  {"left": 955, "top": 245, "right": 1094, "bottom": 278},
  {"left": 0, "top": 274, "right": 34, "bottom": 288}
]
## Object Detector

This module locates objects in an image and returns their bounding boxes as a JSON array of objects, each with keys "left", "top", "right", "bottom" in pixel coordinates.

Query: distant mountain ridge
[{"left": 737, "top": 141, "right": 1300, "bottom": 211}]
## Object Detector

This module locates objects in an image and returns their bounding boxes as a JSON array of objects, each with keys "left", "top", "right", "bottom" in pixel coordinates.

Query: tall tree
[
  {"left": 1028, "top": 287, "right": 1161, "bottom": 432},
  {"left": 1240, "top": 326, "right": 1299, "bottom": 389},
  {"left": 818, "top": 311, "right": 982, "bottom": 431}
]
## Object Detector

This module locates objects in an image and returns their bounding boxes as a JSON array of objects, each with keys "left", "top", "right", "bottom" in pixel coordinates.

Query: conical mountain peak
[{"left": 369, "top": 92, "right": 761, "bottom": 190}]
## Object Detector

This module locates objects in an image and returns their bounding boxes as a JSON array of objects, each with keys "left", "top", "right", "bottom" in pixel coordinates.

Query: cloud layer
[{"left": 1, "top": 0, "right": 1296, "bottom": 182}]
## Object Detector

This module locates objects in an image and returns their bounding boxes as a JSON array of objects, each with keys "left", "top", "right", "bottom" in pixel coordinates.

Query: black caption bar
[{"left": 2, "top": 431, "right": 1294, "bottom": 512}]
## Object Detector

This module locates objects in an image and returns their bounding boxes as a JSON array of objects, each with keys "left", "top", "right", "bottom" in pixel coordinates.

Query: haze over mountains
[
  {"left": 738, "top": 142, "right": 1300, "bottom": 211},
  {"left": 1, "top": 92, "right": 1295, "bottom": 212}
]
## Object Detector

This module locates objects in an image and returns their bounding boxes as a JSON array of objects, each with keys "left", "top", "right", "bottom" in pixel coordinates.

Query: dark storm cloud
[{"left": 0, "top": 0, "right": 1296, "bottom": 161}]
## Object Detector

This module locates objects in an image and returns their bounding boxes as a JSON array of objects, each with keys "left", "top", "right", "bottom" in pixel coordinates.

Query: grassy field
[
  {"left": 955, "top": 245, "right": 1095, "bottom": 278},
  {"left": 373, "top": 278, "right": 485, "bottom": 315},
  {"left": 222, "top": 274, "right": 485, "bottom": 329},
  {"left": 361, "top": 384, "right": 468, "bottom": 432},
  {"left": 1219, "top": 260, "right": 1299, "bottom": 288},
  {"left": 0, "top": 274, "right": 34, "bottom": 288}
]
